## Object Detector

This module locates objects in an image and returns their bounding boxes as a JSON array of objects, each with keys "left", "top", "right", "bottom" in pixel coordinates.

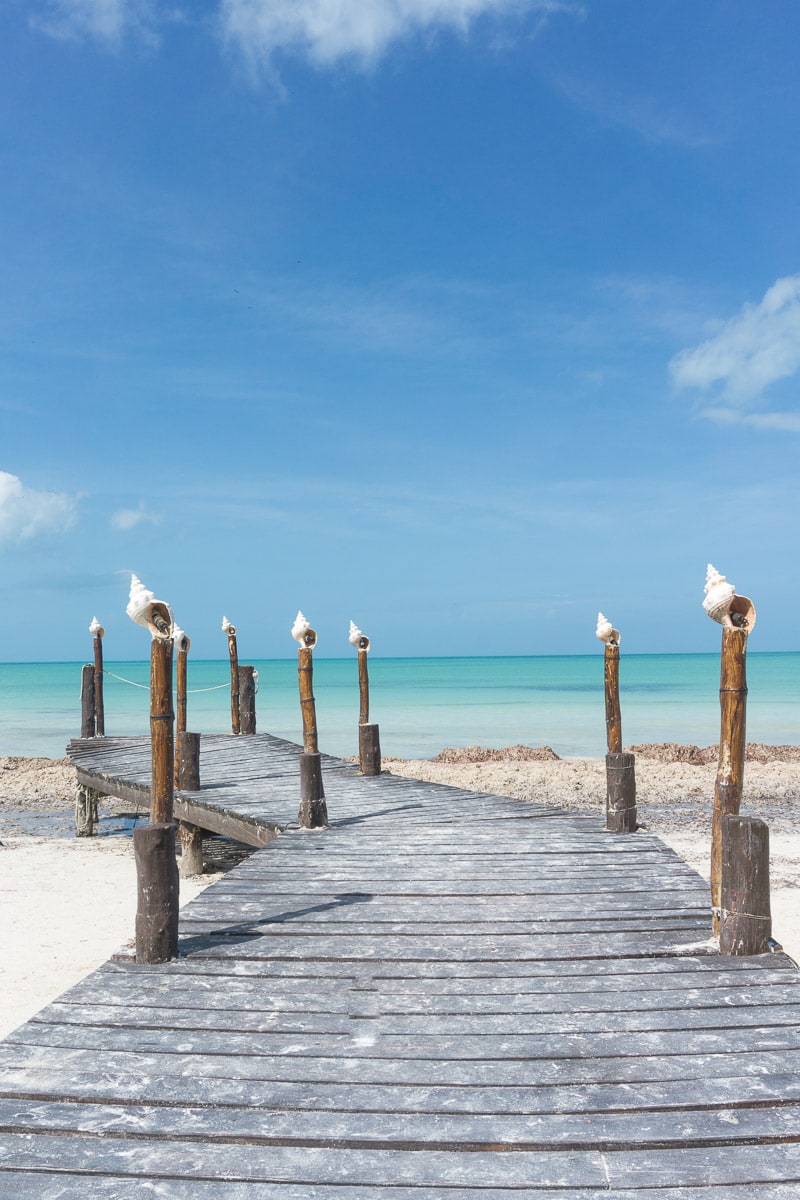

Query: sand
[{"left": 1, "top": 749, "right": 798, "bottom": 1039}]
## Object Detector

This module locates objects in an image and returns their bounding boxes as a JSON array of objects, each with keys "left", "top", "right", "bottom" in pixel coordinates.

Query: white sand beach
[{"left": 1, "top": 748, "right": 798, "bottom": 1039}]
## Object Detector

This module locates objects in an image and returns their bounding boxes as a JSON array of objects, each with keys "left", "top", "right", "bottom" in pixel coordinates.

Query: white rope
[
  {"left": 103, "top": 668, "right": 230, "bottom": 694},
  {"left": 187, "top": 683, "right": 230, "bottom": 693},
  {"left": 103, "top": 669, "right": 150, "bottom": 689}
]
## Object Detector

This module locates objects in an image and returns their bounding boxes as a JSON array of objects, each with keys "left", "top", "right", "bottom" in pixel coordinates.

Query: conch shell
[
  {"left": 595, "top": 612, "right": 620, "bottom": 645},
  {"left": 702, "top": 563, "right": 756, "bottom": 631},
  {"left": 126, "top": 574, "right": 173, "bottom": 640},
  {"left": 221, "top": 616, "right": 236, "bottom": 636},
  {"left": 172, "top": 624, "right": 191, "bottom": 653},
  {"left": 291, "top": 610, "right": 317, "bottom": 648},
  {"left": 89, "top": 616, "right": 104, "bottom": 638},
  {"left": 348, "top": 620, "right": 370, "bottom": 652}
]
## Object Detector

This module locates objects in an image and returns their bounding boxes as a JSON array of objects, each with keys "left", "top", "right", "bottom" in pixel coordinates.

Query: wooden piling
[
  {"left": 75, "top": 783, "right": 99, "bottom": 837},
  {"left": 178, "top": 821, "right": 204, "bottom": 878},
  {"left": 226, "top": 625, "right": 240, "bottom": 735},
  {"left": 298, "top": 647, "right": 319, "bottom": 755},
  {"left": 359, "top": 723, "right": 381, "bottom": 776},
  {"left": 604, "top": 643, "right": 622, "bottom": 755},
  {"left": 176, "top": 730, "right": 201, "bottom": 790},
  {"left": 92, "top": 628, "right": 105, "bottom": 737},
  {"left": 134, "top": 823, "right": 180, "bottom": 962},
  {"left": 80, "top": 664, "right": 95, "bottom": 739},
  {"left": 358, "top": 648, "right": 370, "bottom": 726},
  {"left": 149, "top": 634, "right": 175, "bottom": 826},
  {"left": 299, "top": 752, "right": 328, "bottom": 828},
  {"left": 239, "top": 665, "right": 256, "bottom": 735},
  {"left": 711, "top": 626, "right": 748, "bottom": 934},
  {"left": 720, "top": 814, "right": 771, "bottom": 955},
  {"left": 605, "top": 752, "right": 637, "bottom": 832}
]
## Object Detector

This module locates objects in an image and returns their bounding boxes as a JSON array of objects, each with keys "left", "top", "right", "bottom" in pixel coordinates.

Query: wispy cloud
[
  {"left": 0, "top": 471, "right": 78, "bottom": 542},
  {"left": 549, "top": 72, "right": 718, "bottom": 148},
  {"left": 31, "top": 0, "right": 181, "bottom": 48},
  {"left": 111, "top": 503, "right": 162, "bottom": 531},
  {"left": 220, "top": 0, "right": 580, "bottom": 73},
  {"left": 670, "top": 275, "right": 800, "bottom": 431}
]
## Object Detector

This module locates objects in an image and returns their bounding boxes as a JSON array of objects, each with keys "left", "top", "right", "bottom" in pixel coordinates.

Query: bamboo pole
[
  {"left": 222, "top": 618, "right": 240, "bottom": 735},
  {"left": 711, "top": 626, "right": 749, "bottom": 934},
  {"left": 176, "top": 633, "right": 189, "bottom": 738},
  {"left": 702, "top": 564, "right": 756, "bottom": 937},
  {"left": 126, "top": 574, "right": 180, "bottom": 963},
  {"left": 604, "top": 643, "right": 622, "bottom": 754},
  {"left": 358, "top": 648, "right": 369, "bottom": 726},
  {"left": 90, "top": 619, "right": 105, "bottom": 736},
  {"left": 298, "top": 646, "right": 319, "bottom": 754}
]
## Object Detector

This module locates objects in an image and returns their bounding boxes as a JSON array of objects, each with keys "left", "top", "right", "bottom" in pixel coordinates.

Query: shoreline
[{"left": 2, "top": 748, "right": 798, "bottom": 1039}]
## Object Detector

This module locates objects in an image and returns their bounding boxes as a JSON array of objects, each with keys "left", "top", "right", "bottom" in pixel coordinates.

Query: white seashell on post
[
  {"left": 595, "top": 612, "right": 620, "bottom": 645},
  {"left": 702, "top": 564, "right": 737, "bottom": 625},
  {"left": 221, "top": 616, "right": 235, "bottom": 635},
  {"left": 292, "top": 610, "right": 317, "bottom": 649},
  {"left": 702, "top": 563, "right": 756, "bottom": 632},
  {"left": 126, "top": 573, "right": 173, "bottom": 640},
  {"left": 172, "top": 624, "right": 191, "bottom": 653},
  {"left": 89, "top": 616, "right": 104, "bottom": 638},
  {"left": 349, "top": 620, "right": 370, "bottom": 652}
]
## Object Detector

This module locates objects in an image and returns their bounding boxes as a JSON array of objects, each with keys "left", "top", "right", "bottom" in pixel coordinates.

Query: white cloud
[
  {"left": 220, "top": 0, "right": 577, "bottom": 70},
  {"left": 0, "top": 471, "right": 78, "bottom": 542},
  {"left": 670, "top": 275, "right": 800, "bottom": 429},
  {"left": 32, "top": 0, "right": 174, "bottom": 47},
  {"left": 111, "top": 504, "right": 161, "bottom": 531}
]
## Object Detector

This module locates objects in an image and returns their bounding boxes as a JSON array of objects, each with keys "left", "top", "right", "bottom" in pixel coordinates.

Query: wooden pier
[{"left": 1, "top": 733, "right": 800, "bottom": 1196}]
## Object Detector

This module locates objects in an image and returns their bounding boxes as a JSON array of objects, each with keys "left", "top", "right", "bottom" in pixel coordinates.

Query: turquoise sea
[{"left": 0, "top": 654, "right": 797, "bottom": 761}]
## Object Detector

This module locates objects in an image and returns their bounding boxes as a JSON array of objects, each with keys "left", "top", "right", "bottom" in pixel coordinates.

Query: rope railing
[{"left": 98, "top": 667, "right": 258, "bottom": 695}]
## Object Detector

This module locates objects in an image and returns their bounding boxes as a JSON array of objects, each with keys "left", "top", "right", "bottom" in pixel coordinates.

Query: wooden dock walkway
[{"left": 2, "top": 734, "right": 800, "bottom": 1196}]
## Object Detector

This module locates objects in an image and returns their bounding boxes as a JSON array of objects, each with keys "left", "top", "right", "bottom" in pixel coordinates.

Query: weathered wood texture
[
  {"left": 604, "top": 642, "right": 622, "bottom": 753},
  {"left": 133, "top": 822, "right": 179, "bottom": 962},
  {"left": 239, "top": 665, "right": 256, "bottom": 735},
  {"left": 176, "top": 730, "right": 201, "bottom": 791},
  {"left": 227, "top": 631, "right": 240, "bottom": 736},
  {"left": 358, "top": 721, "right": 381, "bottom": 775},
  {"left": 298, "top": 750, "right": 327, "bottom": 828},
  {"left": 721, "top": 814, "right": 771, "bottom": 956},
  {"left": 92, "top": 633, "right": 105, "bottom": 737},
  {"left": 606, "top": 750, "right": 637, "bottom": 833},
  {"left": 298, "top": 646, "right": 318, "bottom": 754},
  {"left": 711, "top": 626, "right": 748, "bottom": 932},
  {"left": 79, "top": 663, "right": 94, "bottom": 739},
  {"left": 358, "top": 647, "right": 369, "bottom": 725},
  {"left": 6, "top": 733, "right": 793, "bottom": 1195},
  {"left": 149, "top": 635, "right": 174, "bottom": 825}
]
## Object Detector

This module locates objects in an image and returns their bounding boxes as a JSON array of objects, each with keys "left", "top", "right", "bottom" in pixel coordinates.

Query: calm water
[{"left": 0, "top": 653, "right": 797, "bottom": 761}]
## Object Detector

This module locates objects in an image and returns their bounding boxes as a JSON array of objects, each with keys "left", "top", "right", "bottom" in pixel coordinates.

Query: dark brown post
[
  {"left": 222, "top": 617, "right": 240, "bottom": 735},
  {"left": 80, "top": 663, "right": 95, "bottom": 738},
  {"left": 239, "top": 665, "right": 257, "bottom": 734},
  {"left": 75, "top": 783, "right": 99, "bottom": 836},
  {"left": 596, "top": 613, "right": 636, "bottom": 833},
  {"left": 293, "top": 612, "right": 327, "bottom": 828},
  {"left": 720, "top": 815, "right": 771, "bottom": 955},
  {"left": 350, "top": 622, "right": 381, "bottom": 776},
  {"left": 703, "top": 565, "right": 756, "bottom": 935},
  {"left": 90, "top": 618, "right": 105, "bottom": 736},
  {"left": 126, "top": 574, "right": 180, "bottom": 963},
  {"left": 178, "top": 819, "right": 204, "bottom": 877},
  {"left": 176, "top": 731, "right": 201, "bottom": 790}
]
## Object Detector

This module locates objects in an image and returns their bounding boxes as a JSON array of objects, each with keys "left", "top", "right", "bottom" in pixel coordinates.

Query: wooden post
[
  {"left": 359, "top": 723, "right": 382, "bottom": 776},
  {"left": 75, "top": 783, "right": 99, "bottom": 836},
  {"left": 358, "top": 647, "right": 370, "bottom": 726},
  {"left": 134, "top": 823, "right": 180, "bottom": 962},
  {"left": 711, "top": 626, "right": 749, "bottom": 934},
  {"left": 149, "top": 634, "right": 175, "bottom": 826},
  {"left": 80, "top": 663, "right": 95, "bottom": 739},
  {"left": 174, "top": 630, "right": 190, "bottom": 789},
  {"left": 292, "top": 613, "right": 327, "bottom": 827},
  {"left": 239, "top": 665, "right": 256, "bottom": 735},
  {"left": 176, "top": 731, "right": 201, "bottom": 790},
  {"left": 720, "top": 815, "right": 771, "bottom": 955},
  {"left": 604, "top": 643, "right": 622, "bottom": 754},
  {"left": 597, "top": 614, "right": 636, "bottom": 833},
  {"left": 90, "top": 620, "right": 105, "bottom": 736},
  {"left": 223, "top": 619, "right": 240, "bottom": 735},
  {"left": 298, "top": 646, "right": 319, "bottom": 755},
  {"left": 178, "top": 821, "right": 204, "bottom": 878}
]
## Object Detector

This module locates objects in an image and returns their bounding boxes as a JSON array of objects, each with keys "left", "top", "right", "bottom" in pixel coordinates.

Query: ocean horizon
[{"left": 1, "top": 652, "right": 797, "bottom": 762}]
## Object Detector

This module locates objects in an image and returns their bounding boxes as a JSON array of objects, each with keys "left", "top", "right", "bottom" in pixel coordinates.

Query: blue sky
[{"left": 2, "top": 0, "right": 799, "bottom": 661}]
